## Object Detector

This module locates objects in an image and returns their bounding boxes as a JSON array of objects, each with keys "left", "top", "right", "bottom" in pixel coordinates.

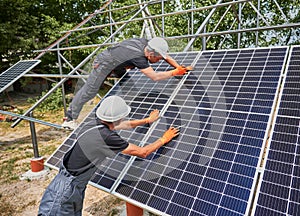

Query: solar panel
[
  {"left": 46, "top": 47, "right": 289, "bottom": 215},
  {"left": 253, "top": 46, "right": 300, "bottom": 216},
  {"left": 0, "top": 60, "right": 41, "bottom": 93},
  {"left": 113, "top": 47, "right": 288, "bottom": 216}
]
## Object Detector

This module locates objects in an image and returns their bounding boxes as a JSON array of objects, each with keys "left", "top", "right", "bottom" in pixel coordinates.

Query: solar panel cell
[
  {"left": 192, "top": 199, "right": 218, "bottom": 215},
  {"left": 220, "top": 195, "right": 248, "bottom": 214}
]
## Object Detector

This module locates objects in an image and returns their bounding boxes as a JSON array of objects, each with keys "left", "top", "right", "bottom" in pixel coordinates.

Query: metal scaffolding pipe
[
  {"left": 273, "top": 0, "right": 288, "bottom": 23},
  {"left": 249, "top": 1, "right": 270, "bottom": 26},
  {"left": 34, "top": 0, "right": 113, "bottom": 59},
  {"left": 61, "top": 0, "right": 252, "bottom": 33},
  {"left": 255, "top": 0, "right": 261, "bottom": 46},
  {"left": 206, "top": 4, "right": 232, "bottom": 43},
  {"left": 23, "top": 74, "right": 89, "bottom": 78},
  {"left": 184, "top": 0, "right": 223, "bottom": 52},
  {"left": 237, "top": 2, "right": 242, "bottom": 48},
  {"left": 169, "top": 22, "right": 300, "bottom": 39},
  {"left": 92, "top": 0, "right": 168, "bottom": 15}
]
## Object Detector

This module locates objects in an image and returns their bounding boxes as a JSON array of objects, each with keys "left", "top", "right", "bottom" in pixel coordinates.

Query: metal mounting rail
[{"left": 0, "top": 110, "right": 65, "bottom": 130}]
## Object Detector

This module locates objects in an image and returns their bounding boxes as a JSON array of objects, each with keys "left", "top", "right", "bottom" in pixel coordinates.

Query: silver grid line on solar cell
[
  {"left": 46, "top": 47, "right": 290, "bottom": 216},
  {"left": 0, "top": 60, "right": 41, "bottom": 93}
]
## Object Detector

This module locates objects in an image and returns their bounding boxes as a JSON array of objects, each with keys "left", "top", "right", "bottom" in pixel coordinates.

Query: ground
[{"left": 0, "top": 92, "right": 125, "bottom": 216}]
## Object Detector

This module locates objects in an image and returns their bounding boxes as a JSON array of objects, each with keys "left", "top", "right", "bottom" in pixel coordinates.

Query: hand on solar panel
[
  {"left": 160, "top": 127, "right": 180, "bottom": 144},
  {"left": 122, "top": 126, "right": 179, "bottom": 158},
  {"left": 145, "top": 109, "right": 160, "bottom": 124},
  {"left": 171, "top": 65, "right": 193, "bottom": 76}
]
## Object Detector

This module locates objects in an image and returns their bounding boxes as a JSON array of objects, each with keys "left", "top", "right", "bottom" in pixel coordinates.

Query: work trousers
[
  {"left": 68, "top": 51, "right": 117, "bottom": 120},
  {"left": 38, "top": 163, "right": 97, "bottom": 216}
]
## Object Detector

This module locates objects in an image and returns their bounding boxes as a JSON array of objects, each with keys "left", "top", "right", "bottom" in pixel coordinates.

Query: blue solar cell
[
  {"left": 153, "top": 185, "right": 173, "bottom": 200},
  {"left": 254, "top": 206, "right": 284, "bottom": 216},
  {"left": 263, "top": 171, "right": 292, "bottom": 186},
  {"left": 220, "top": 195, "right": 248, "bottom": 214},
  {"left": 218, "top": 141, "right": 238, "bottom": 152},
  {"left": 240, "top": 137, "right": 263, "bottom": 147},
  {"left": 177, "top": 181, "right": 198, "bottom": 197},
  {"left": 136, "top": 181, "right": 155, "bottom": 194},
  {"left": 268, "top": 151, "right": 295, "bottom": 164},
  {"left": 232, "top": 163, "right": 256, "bottom": 177},
  {"left": 270, "top": 141, "right": 296, "bottom": 153},
  {"left": 214, "top": 149, "right": 235, "bottom": 161},
  {"left": 181, "top": 172, "right": 203, "bottom": 185},
  {"left": 224, "top": 184, "right": 250, "bottom": 201},
  {"left": 202, "top": 177, "right": 225, "bottom": 193},
  {"left": 198, "top": 187, "right": 222, "bottom": 205},
  {"left": 217, "top": 208, "right": 244, "bottom": 216},
  {"left": 243, "top": 128, "right": 265, "bottom": 138},
  {"left": 171, "top": 192, "right": 194, "bottom": 209},
  {"left": 250, "top": 106, "right": 272, "bottom": 114},
  {"left": 193, "top": 199, "right": 218, "bottom": 215},
  {"left": 131, "top": 189, "right": 150, "bottom": 204},
  {"left": 260, "top": 181, "right": 289, "bottom": 199},
  {"left": 148, "top": 196, "right": 168, "bottom": 212},
  {"left": 206, "top": 167, "right": 229, "bottom": 181},
  {"left": 222, "top": 133, "right": 242, "bottom": 143},
  {"left": 167, "top": 202, "right": 191, "bottom": 216},
  {"left": 228, "top": 173, "right": 253, "bottom": 188},
  {"left": 234, "top": 154, "right": 258, "bottom": 167},
  {"left": 288, "top": 202, "right": 300, "bottom": 216},
  {"left": 267, "top": 160, "right": 293, "bottom": 176},
  {"left": 185, "top": 163, "right": 207, "bottom": 175},
  {"left": 290, "top": 188, "right": 300, "bottom": 202}
]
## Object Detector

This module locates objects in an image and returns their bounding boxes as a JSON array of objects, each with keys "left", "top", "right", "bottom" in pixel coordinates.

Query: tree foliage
[{"left": 0, "top": 0, "right": 299, "bottom": 74}]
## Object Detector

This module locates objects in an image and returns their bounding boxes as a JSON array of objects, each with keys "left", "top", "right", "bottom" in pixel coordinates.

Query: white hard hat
[
  {"left": 96, "top": 96, "right": 131, "bottom": 122},
  {"left": 147, "top": 37, "right": 169, "bottom": 59}
]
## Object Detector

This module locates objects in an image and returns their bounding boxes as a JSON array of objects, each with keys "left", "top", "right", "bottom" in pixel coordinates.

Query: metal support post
[
  {"left": 29, "top": 112, "right": 39, "bottom": 158},
  {"left": 57, "top": 43, "right": 67, "bottom": 114}
]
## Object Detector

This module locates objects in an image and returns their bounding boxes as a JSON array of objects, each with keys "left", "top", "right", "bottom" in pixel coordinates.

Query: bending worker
[
  {"left": 38, "top": 95, "right": 180, "bottom": 215},
  {"left": 62, "top": 37, "right": 191, "bottom": 129}
]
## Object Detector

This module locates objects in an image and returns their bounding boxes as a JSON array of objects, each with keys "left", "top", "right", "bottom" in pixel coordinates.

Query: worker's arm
[
  {"left": 114, "top": 109, "right": 160, "bottom": 130},
  {"left": 140, "top": 67, "right": 173, "bottom": 81},
  {"left": 140, "top": 63, "right": 193, "bottom": 82},
  {"left": 164, "top": 54, "right": 181, "bottom": 68},
  {"left": 122, "top": 127, "right": 179, "bottom": 158}
]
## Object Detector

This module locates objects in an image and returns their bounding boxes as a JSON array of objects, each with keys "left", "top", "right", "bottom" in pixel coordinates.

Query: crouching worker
[{"left": 38, "top": 95, "right": 179, "bottom": 216}]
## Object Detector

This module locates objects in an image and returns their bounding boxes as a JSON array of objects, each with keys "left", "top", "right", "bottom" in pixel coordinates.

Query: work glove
[
  {"left": 170, "top": 65, "right": 193, "bottom": 76},
  {"left": 145, "top": 109, "right": 160, "bottom": 124},
  {"left": 160, "top": 127, "right": 180, "bottom": 144}
]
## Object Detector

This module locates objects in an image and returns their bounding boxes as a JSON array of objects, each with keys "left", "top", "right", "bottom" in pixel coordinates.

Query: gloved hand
[
  {"left": 145, "top": 109, "right": 160, "bottom": 124},
  {"left": 160, "top": 127, "right": 180, "bottom": 144},
  {"left": 170, "top": 65, "right": 193, "bottom": 76}
]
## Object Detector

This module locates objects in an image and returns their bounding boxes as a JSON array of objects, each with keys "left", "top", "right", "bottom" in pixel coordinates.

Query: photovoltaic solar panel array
[
  {"left": 46, "top": 46, "right": 299, "bottom": 215},
  {"left": 253, "top": 46, "right": 300, "bottom": 215},
  {"left": 0, "top": 60, "right": 40, "bottom": 93}
]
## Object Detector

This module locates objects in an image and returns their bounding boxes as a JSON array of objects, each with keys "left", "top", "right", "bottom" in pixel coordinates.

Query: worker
[
  {"left": 38, "top": 95, "right": 180, "bottom": 215},
  {"left": 62, "top": 37, "right": 192, "bottom": 129}
]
